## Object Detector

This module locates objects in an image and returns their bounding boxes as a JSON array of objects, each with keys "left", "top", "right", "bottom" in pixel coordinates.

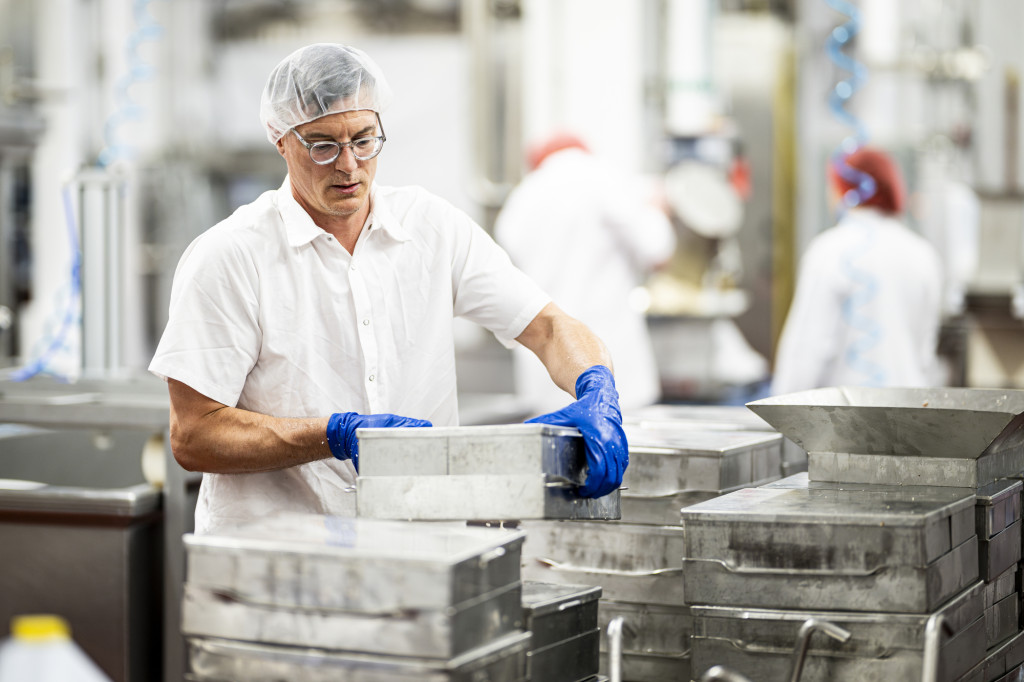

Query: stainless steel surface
[
  {"left": 748, "top": 387, "right": 1024, "bottom": 457},
  {"left": 691, "top": 581, "right": 985, "bottom": 682},
  {"left": 597, "top": 649, "right": 691, "bottom": 682},
  {"left": 185, "top": 630, "right": 532, "bottom": 682},
  {"left": 185, "top": 515, "right": 524, "bottom": 614},
  {"left": 922, "top": 614, "right": 954, "bottom": 682},
  {"left": 521, "top": 520, "right": 685, "bottom": 605},
  {"left": 700, "top": 665, "right": 753, "bottom": 682},
  {"left": 358, "top": 424, "right": 585, "bottom": 480},
  {"left": 980, "top": 519, "right": 1022, "bottom": 581},
  {"left": 985, "top": 566, "right": 1018, "bottom": 608},
  {"left": 789, "top": 619, "right": 852, "bottom": 682},
  {"left": 181, "top": 581, "right": 523, "bottom": 659},
  {"left": 622, "top": 427, "right": 782, "bottom": 494},
  {"left": 624, "top": 404, "right": 777, "bottom": 431},
  {"left": 619, "top": 486, "right": 743, "bottom": 525},
  {"left": 357, "top": 473, "right": 621, "bottom": 521},
  {"left": 521, "top": 580, "right": 601, "bottom": 651},
  {"left": 807, "top": 450, "right": 1024, "bottom": 488},
  {"left": 986, "top": 593, "right": 1020, "bottom": 649},
  {"left": 681, "top": 486, "right": 979, "bottom": 612},
  {"left": 975, "top": 631, "right": 1024, "bottom": 682},
  {"left": 606, "top": 617, "right": 624, "bottom": 682},
  {"left": 976, "top": 479, "right": 1022, "bottom": 539},
  {"left": 527, "top": 627, "right": 600, "bottom": 682},
  {"left": 597, "top": 601, "right": 691, "bottom": 658}
]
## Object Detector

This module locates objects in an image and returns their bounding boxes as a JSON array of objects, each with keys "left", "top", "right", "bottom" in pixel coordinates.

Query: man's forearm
[{"left": 516, "top": 303, "right": 614, "bottom": 397}]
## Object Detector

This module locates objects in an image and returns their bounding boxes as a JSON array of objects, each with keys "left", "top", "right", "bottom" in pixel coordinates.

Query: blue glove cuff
[
  {"left": 326, "top": 412, "right": 355, "bottom": 462},
  {"left": 575, "top": 364, "right": 615, "bottom": 398}
]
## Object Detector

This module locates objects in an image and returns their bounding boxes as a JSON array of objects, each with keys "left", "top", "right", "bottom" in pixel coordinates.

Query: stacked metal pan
[
  {"left": 521, "top": 418, "right": 784, "bottom": 681},
  {"left": 180, "top": 514, "right": 531, "bottom": 681},
  {"left": 678, "top": 386, "right": 1024, "bottom": 681},
  {"left": 355, "top": 424, "right": 620, "bottom": 521},
  {"left": 521, "top": 581, "right": 604, "bottom": 681}
]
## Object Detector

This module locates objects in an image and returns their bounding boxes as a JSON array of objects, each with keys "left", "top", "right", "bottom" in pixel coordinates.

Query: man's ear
[{"left": 275, "top": 137, "right": 287, "bottom": 157}]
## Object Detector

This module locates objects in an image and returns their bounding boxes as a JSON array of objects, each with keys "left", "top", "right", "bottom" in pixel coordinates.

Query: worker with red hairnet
[
  {"left": 771, "top": 146, "right": 944, "bottom": 395},
  {"left": 495, "top": 133, "right": 676, "bottom": 414}
]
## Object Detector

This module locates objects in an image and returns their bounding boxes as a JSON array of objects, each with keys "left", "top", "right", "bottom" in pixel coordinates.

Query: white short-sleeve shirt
[{"left": 150, "top": 178, "right": 550, "bottom": 533}]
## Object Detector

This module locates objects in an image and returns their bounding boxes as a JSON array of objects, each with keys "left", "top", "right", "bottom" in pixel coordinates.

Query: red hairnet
[
  {"left": 828, "top": 146, "right": 906, "bottom": 215},
  {"left": 526, "top": 133, "right": 589, "bottom": 171}
]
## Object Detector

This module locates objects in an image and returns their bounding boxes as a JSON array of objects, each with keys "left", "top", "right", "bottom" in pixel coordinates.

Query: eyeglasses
[{"left": 289, "top": 113, "right": 387, "bottom": 164}]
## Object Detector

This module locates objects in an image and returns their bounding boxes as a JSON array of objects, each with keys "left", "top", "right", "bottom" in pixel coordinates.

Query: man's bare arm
[
  {"left": 515, "top": 302, "right": 614, "bottom": 396},
  {"left": 168, "top": 378, "right": 332, "bottom": 473}
]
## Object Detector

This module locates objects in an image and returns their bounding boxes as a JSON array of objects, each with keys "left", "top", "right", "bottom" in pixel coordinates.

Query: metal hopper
[{"left": 746, "top": 387, "right": 1024, "bottom": 487}]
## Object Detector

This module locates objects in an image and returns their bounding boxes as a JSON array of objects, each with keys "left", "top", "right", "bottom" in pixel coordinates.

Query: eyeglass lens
[{"left": 309, "top": 137, "right": 383, "bottom": 164}]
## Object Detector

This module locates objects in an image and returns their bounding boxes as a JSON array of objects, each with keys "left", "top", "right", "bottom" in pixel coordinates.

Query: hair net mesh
[{"left": 259, "top": 43, "right": 393, "bottom": 144}]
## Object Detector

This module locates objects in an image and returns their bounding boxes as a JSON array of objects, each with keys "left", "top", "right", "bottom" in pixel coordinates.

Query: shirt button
[
  {"left": 362, "top": 319, "right": 370, "bottom": 326},
  {"left": 368, "top": 374, "right": 375, "bottom": 382},
  {"left": 350, "top": 264, "right": 356, "bottom": 271}
]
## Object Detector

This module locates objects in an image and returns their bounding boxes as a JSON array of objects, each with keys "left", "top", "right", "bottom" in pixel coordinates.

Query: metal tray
[
  {"left": 520, "top": 521, "right": 685, "bottom": 605},
  {"left": 959, "top": 630, "right": 1024, "bottom": 682},
  {"left": 807, "top": 450, "right": 1024, "bottom": 488},
  {"left": 976, "top": 479, "right": 1022, "bottom": 540},
  {"left": 985, "top": 566, "right": 1018, "bottom": 608},
  {"left": 521, "top": 581, "right": 601, "bottom": 651},
  {"left": 357, "top": 474, "right": 620, "bottom": 521},
  {"left": 690, "top": 581, "right": 986, "bottom": 682},
  {"left": 981, "top": 520, "right": 1022, "bottom": 582},
  {"left": 184, "top": 514, "right": 524, "bottom": 614},
  {"left": 597, "top": 650, "right": 690, "bottom": 682},
  {"left": 527, "top": 628, "right": 600, "bottom": 682},
  {"left": 622, "top": 427, "right": 782, "bottom": 493},
  {"left": 681, "top": 486, "right": 979, "bottom": 612},
  {"left": 624, "top": 404, "right": 778, "bottom": 431},
  {"left": 185, "top": 630, "right": 531, "bottom": 682},
  {"left": 986, "top": 592, "right": 1020, "bottom": 649},
  {"left": 357, "top": 424, "right": 585, "bottom": 480},
  {"left": 596, "top": 601, "right": 691, "bottom": 657},
  {"left": 619, "top": 486, "right": 744, "bottom": 526},
  {"left": 181, "top": 580, "right": 523, "bottom": 659}
]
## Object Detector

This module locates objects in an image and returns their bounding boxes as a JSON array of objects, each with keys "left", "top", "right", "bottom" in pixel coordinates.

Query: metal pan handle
[{"left": 534, "top": 557, "right": 683, "bottom": 578}]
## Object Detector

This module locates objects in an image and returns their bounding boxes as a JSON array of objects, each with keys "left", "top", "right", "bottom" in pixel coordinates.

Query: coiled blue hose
[
  {"left": 824, "top": 0, "right": 885, "bottom": 385},
  {"left": 98, "top": 0, "right": 163, "bottom": 168}
]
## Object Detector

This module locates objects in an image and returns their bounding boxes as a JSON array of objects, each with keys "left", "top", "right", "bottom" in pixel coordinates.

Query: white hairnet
[{"left": 259, "top": 43, "right": 393, "bottom": 144}]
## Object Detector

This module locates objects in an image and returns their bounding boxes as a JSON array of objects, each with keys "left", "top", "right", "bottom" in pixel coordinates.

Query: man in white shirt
[
  {"left": 771, "top": 146, "right": 943, "bottom": 395},
  {"left": 149, "top": 43, "right": 627, "bottom": 534}
]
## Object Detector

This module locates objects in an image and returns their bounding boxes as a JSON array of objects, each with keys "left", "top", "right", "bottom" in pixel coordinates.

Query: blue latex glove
[
  {"left": 326, "top": 412, "right": 432, "bottom": 472},
  {"left": 526, "top": 365, "right": 628, "bottom": 498}
]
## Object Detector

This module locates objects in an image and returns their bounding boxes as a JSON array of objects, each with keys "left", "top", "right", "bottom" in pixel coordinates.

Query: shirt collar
[{"left": 277, "top": 176, "right": 413, "bottom": 247}]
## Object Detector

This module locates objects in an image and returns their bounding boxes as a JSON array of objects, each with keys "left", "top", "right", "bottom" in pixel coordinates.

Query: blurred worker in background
[
  {"left": 495, "top": 133, "right": 677, "bottom": 415},
  {"left": 149, "top": 44, "right": 627, "bottom": 534},
  {"left": 771, "top": 146, "right": 943, "bottom": 395}
]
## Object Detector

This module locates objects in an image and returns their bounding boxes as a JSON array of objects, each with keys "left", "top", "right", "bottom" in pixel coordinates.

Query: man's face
[{"left": 276, "top": 109, "right": 381, "bottom": 227}]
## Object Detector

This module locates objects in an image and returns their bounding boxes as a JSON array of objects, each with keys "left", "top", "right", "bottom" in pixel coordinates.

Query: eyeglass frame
[{"left": 288, "top": 112, "right": 387, "bottom": 165}]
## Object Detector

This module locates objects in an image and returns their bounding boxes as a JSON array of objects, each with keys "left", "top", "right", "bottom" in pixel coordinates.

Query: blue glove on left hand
[
  {"left": 526, "top": 365, "right": 628, "bottom": 498},
  {"left": 326, "top": 412, "right": 432, "bottom": 472}
]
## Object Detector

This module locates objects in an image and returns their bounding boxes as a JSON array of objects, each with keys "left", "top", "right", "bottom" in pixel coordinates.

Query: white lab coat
[
  {"left": 494, "top": 148, "right": 677, "bottom": 413},
  {"left": 771, "top": 208, "right": 944, "bottom": 395}
]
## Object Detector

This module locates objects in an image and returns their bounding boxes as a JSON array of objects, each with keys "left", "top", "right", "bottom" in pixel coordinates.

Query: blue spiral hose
[
  {"left": 97, "top": 0, "right": 163, "bottom": 168},
  {"left": 824, "top": 0, "right": 885, "bottom": 385}
]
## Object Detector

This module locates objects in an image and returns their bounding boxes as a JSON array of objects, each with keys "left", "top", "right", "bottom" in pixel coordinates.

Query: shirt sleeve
[
  {"left": 445, "top": 203, "right": 551, "bottom": 347},
  {"left": 148, "top": 228, "right": 262, "bottom": 407}
]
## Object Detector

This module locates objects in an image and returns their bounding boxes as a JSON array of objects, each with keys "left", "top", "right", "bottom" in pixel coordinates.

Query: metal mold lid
[
  {"left": 357, "top": 423, "right": 580, "bottom": 440},
  {"left": 760, "top": 471, "right": 979, "bottom": 498},
  {"left": 679, "top": 485, "right": 976, "bottom": 526},
  {"left": 747, "top": 386, "right": 1024, "bottom": 460},
  {"left": 521, "top": 580, "right": 602, "bottom": 616},
  {"left": 976, "top": 478, "right": 1024, "bottom": 505},
  {"left": 0, "top": 482, "right": 161, "bottom": 517},
  {"left": 184, "top": 513, "right": 525, "bottom": 563},
  {"left": 624, "top": 425, "right": 782, "bottom": 455}
]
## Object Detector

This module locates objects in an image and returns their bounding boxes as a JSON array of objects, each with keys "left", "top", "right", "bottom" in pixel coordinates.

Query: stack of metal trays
[
  {"left": 747, "top": 387, "right": 1024, "bottom": 488},
  {"left": 519, "top": 519, "right": 689, "bottom": 681},
  {"left": 624, "top": 403, "right": 807, "bottom": 476},
  {"left": 181, "top": 514, "right": 530, "bottom": 680},
  {"left": 680, "top": 483, "right": 979, "bottom": 613},
  {"left": 521, "top": 581, "right": 602, "bottom": 681},
  {"left": 690, "top": 581, "right": 986, "bottom": 682},
  {"left": 355, "top": 424, "right": 620, "bottom": 521},
  {"left": 957, "top": 630, "right": 1024, "bottom": 681},
  {"left": 975, "top": 479, "right": 1023, "bottom": 651},
  {"left": 621, "top": 424, "right": 782, "bottom": 525}
]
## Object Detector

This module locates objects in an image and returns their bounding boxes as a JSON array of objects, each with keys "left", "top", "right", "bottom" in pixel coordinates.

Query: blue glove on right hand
[
  {"left": 326, "top": 412, "right": 432, "bottom": 472},
  {"left": 525, "top": 365, "right": 628, "bottom": 498}
]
